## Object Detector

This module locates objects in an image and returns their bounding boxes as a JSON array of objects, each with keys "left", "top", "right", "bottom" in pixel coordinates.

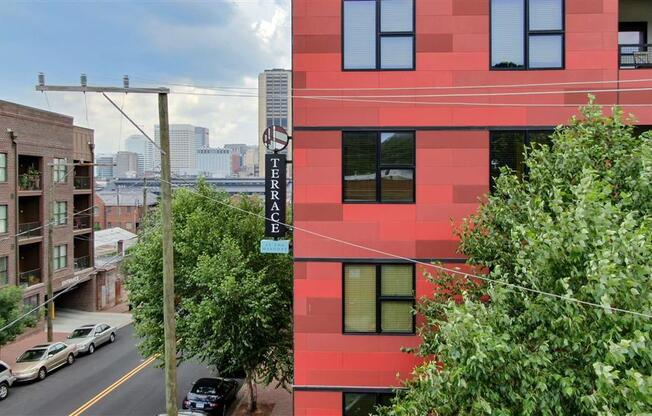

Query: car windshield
[
  {"left": 70, "top": 328, "right": 94, "bottom": 338},
  {"left": 17, "top": 349, "right": 47, "bottom": 362},
  {"left": 191, "top": 382, "right": 225, "bottom": 395}
]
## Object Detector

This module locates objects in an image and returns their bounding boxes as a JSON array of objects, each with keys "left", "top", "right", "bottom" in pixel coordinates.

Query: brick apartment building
[
  {"left": 95, "top": 189, "right": 157, "bottom": 232},
  {"left": 0, "top": 100, "right": 97, "bottom": 313},
  {"left": 292, "top": 0, "right": 652, "bottom": 414}
]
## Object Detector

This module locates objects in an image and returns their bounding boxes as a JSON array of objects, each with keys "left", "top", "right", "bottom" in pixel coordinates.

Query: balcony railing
[
  {"left": 74, "top": 176, "right": 91, "bottom": 190},
  {"left": 19, "top": 268, "right": 41, "bottom": 288},
  {"left": 18, "top": 173, "right": 42, "bottom": 191},
  {"left": 73, "top": 214, "right": 92, "bottom": 230},
  {"left": 18, "top": 222, "right": 42, "bottom": 238},
  {"left": 620, "top": 44, "right": 652, "bottom": 68},
  {"left": 74, "top": 256, "right": 91, "bottom": 271}
]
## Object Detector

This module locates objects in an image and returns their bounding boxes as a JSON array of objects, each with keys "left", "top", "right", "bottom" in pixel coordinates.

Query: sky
[{"left": 0, "top": 0, "right": 291, "bottom": 154}]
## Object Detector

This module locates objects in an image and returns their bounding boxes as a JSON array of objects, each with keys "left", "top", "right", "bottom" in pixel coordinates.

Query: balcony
[
  {"left": 18, "top": 222, "right": 42, "bottom": 239},
  {"left": 18, "top": 172, "right": 42, "bottom": 191},
  {"left": 74, "top": 176, "right": 91, "bottom": 190},
  {"left": 73, "top": 214, "right": 92, "bottom": 230},
  {"left": 74, "top": 256, "right": 91, "bottom": 271},
  {"left": 619, "top": 44, "right": 652, "bottom": 68},
  {"left": 19, "top": 268, "right": 41, "bottom": 288}
]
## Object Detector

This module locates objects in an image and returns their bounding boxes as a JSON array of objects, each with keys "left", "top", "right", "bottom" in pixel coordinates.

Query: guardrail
[
  {"left": 18, "top": 222, "right": 42, "bottom": 238},
  {"left": 74, "top": 256, "right": 91, "bottom": 271},
  {"left": 619, "top": 44, "right": 652, "bottom": 68},
  {"left": 74, "top": 176, "right": 91, "bottom": 189},
  {"left": 18, "top": 173, "right": 42, "bottom": 191},
  {"left": 19, "top": 268, "right": 41, "bottom": 288}
]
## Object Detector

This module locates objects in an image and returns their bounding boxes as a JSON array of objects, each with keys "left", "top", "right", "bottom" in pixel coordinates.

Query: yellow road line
[{"left": 68, "top": 354, "right": 159, "bottom": 416}]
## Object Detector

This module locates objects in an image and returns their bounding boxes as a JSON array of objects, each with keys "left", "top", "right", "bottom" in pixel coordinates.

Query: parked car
[
  {"left": 0, "top": 360, "right": 16, "bottom": 400},
  {"left": 66, "top": 323, "right": 116, "bottom": 355},
  {"left": 182, "top": 378, "right": 239, "bottom": 415},
  {"left": 12, "top": 343, "right": 76, "bottom": 382}
]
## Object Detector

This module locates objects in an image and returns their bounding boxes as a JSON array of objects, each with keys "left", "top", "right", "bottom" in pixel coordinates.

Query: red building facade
[{"left": 292, "top": 1, "right": 652, "bottom": 414}]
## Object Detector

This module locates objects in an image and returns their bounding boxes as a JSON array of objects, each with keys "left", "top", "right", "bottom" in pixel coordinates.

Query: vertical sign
[{"left": 265, "top": 153, "right": 287, "bottom": 237}]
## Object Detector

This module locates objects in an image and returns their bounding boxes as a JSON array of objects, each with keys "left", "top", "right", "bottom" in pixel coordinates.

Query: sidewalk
[{"left": 0, "top": 307, "right": 133, "bottom": 367}]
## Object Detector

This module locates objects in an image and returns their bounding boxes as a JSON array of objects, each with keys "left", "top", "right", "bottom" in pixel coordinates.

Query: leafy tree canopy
[
  {"left": 125, "top": 181, "right": 293, "bottom": 411},
  {"left": 381, "top": 102, "right": 652, "bottom": 416},
  {"left": 0, "top": 286, "right": 36, "bottom": 347}
]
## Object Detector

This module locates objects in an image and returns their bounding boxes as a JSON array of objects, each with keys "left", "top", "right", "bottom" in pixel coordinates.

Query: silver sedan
[{"left": 66, "top": 323, "right": 117, "bottom": 355}]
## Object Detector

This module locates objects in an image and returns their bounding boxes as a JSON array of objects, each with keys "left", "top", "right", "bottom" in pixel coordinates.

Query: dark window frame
[
  {"left": 343, "top": 391, "right": 396, "bottom": 416},
  {"left": 342, "top": 131, "right": 416, "bottom": 204},
  {"left": 0, "top": 204, "right": 7, "bottom": 234},
  {"left": 489, "top": 128, "right": 554, "bottom": 190},
  {"left": 342, "top": 263, "right": 416, "bottom": 335},
  {"left": 490, "top": 0, "right": 566, "bottom": 71},
  {"left": 342, "top": 0, "right": 416, "bottom": 71},
  {"left": 0, "top": 256, "right": 8, "bottom": 286}
]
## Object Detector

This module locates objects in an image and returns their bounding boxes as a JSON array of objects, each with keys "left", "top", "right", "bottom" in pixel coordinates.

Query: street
[{"left": 0, "top": 325, "right": 216, "bottom": 416}]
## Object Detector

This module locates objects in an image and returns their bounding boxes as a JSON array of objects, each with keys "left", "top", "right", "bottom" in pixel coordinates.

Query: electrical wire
[{"left": 158, "top": 175, "right": 652, "bottom": 320}]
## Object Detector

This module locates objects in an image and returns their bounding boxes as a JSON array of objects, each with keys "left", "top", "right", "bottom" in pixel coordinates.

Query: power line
[{"left": 158, "top": 175, "right": 652, "bottom": 320}]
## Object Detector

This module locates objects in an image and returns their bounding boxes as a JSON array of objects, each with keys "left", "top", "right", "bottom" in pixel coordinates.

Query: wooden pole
[{"left": 158, "top": 93, "right": 178, "bottom": 416}]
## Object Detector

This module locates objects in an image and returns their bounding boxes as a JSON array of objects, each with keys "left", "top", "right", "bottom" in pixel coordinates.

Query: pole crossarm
[{"left": 36, "top": 85, "right": 169, "bottom": 94}]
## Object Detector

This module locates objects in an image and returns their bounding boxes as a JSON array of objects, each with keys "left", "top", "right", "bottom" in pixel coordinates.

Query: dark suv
[{"left": 182, "top": 377, "right": 239, "bottom": 415}]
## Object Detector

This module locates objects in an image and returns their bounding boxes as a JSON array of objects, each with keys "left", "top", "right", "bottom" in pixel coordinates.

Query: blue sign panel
[{"left": 260, "top": 239, "right": 290, "bottom": 254}]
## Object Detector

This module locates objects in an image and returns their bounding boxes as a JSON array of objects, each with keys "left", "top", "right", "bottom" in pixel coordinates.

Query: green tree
[
  {"left": 0, "top": 286, "right": 36, "bottom": 347},
  {"left": 380, "top": 103, "right": 652, "bottom": 416},
  {"left": 125, "top": 182, "right": 293, "bottom": 412}
]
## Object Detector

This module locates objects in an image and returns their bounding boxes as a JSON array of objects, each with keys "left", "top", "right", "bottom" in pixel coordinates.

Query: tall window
[
  {"left": 491, "top": 0, "right": 564, "bottom": 69},
  {"left": 344, "top": 264, "right": 415, "bottom": 334},
  {"left": 0, "top": 256, "right": 8, "bottom": 286},
  {"left": 53, "top": 158, "right": 67, "bottom": 183},
  {"left": 0, "top": 205, "right": 7, "bottom": 234},
  {"left": 344, "top": 392, "right": 395, "bottom": 416},
  {"left": 343, "top": 0, "right": 415, "bottom": 70},
  {"left": 0, "top": 153, "right": 7, "bottom": 182},
  {"left": 54, "top": 201, "right": 67, "bottom": 226},
  {"left": 490, "top": 130, "right": 553, "bottom": 189},
  {"left": 343, "top": 132, "right": 415, "bottom": 203},
  {"left": 53, "top": 245, "right": 67, "bottom": 270}
]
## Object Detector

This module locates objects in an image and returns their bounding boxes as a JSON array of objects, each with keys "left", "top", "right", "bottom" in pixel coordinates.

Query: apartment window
[
  {"left": 53, "top": 245, "right": 67, "bottom": 271},
  {"left": 343, "top": 264, "right": 415, "bottom": 334},
  {"left": 0, "top": 256, "right": 8, "bottom": 286},
  {"left": 491, "top": 0, "right": 564, "bottom": 69},
  {"left": 0, "top": 205, "right": 7, "bottom": 234},
  {"left": 490, "top": 130, "right": 553, "bottom": 189},
  {"left": 54, "top": 201, "right": 67, "bottom": 226},
  {"left": 343, "top": 0, "right": 415, "bottom": 70},
  {"left": 23, "top": 294, "right": 40, "bottom": 318},
  {"left": 344, "top": 392, "right": 395, "bottom": 416},
  {"left": 53, "top": 158, "right": 67, "bottom": 183},
  {"left": 343, "top": 132, "right": 415, "bottom": 203},
  {"left": 0, "top": 153, "right": 7, "bottom": 182}
]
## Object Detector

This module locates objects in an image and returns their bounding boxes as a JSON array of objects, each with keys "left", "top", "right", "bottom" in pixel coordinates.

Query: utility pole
[{"left": 36, "top": 74, "right": 178, "bottom": 416}]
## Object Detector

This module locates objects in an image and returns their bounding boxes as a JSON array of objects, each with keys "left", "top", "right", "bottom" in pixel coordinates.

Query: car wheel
[
  {"left": 67, "top": 353, "right": 75, "bottom": 365},
  {"left": 109, "top": 333, "right": 116, "bottom": 343},
  {"left": 88, "top": 343, "right": 95, "bottom": 354},
  {"left": 38, "top": 367, "right": 47, "bottom": 381},
  {"left": 0, "top": 382, "right": 8, "bottom": 401}
]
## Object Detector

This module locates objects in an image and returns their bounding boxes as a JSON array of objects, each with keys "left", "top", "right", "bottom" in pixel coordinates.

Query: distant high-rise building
[
  {"left": 195, "top": 127, "right": 209, "bottom": 149},
  {"left": 243, "top": 145, "right": 259, "bottom": 177},
  {"left": 95, "top": 154, "right": 115, "bottom": 180},
  {"left": 197, "top": 148, "right": 231, "bottom": 178},
  {"left": 154, "top": 124, "right": 207, "bottom": 176},
  {"left": 258, "top": 69, "right": 292, "bottom": 175},
  {"left": 115, "top": 151, "right": 140, "bottom": 178},
  {"left": 125, "top": 134, "right": 154, "bottom": 175}
]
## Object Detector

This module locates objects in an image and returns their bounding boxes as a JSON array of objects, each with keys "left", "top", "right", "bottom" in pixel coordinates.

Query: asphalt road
[{"left": 0, "top": 325, "right": 216, "bottom": 416}]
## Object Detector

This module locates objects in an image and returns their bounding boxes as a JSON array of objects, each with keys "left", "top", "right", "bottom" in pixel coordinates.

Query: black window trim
[
  {"left": 343, "top": 391, "right": 396, "bottom": 416},
  {"left": 342, "top": 0, "right": 417, "bottom": 71},
  {"left": 490, "top": 0, "right": 566, "bottom": 71},
  {"left": 342, "top": 130, "right": 416, "bottom": 204},
  {"left": 489, "top": 128, "right": 555, "bottom": 190},
  {"left": 342, "top": 263, "right": 416, "bottom": 335}
]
